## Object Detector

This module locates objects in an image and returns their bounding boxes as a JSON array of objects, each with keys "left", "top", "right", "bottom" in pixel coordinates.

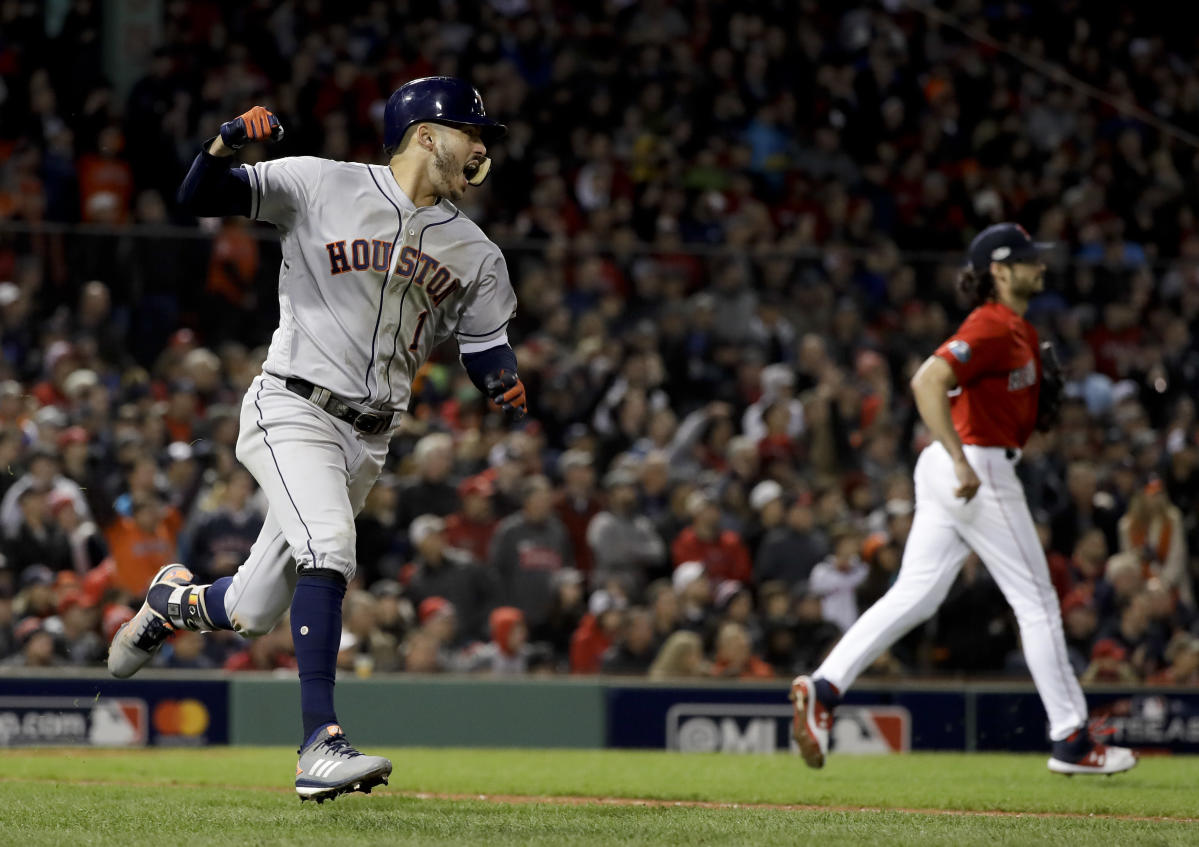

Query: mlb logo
[
  {"left": 947, "top": 340, "right": 972, "bottom": 364},
  {"left": 90, "top": 699, "right": 148, "bottom": 747},
  {"left": 830, "top": 706, "right": 911, "bottom": 754}
]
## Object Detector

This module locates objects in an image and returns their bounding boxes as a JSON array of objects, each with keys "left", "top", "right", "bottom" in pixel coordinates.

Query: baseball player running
[
  {"left": 107, "top": 77, "right": 527, "bottom": 802},
  {"left": 791, "top": 223, "right": 1136, "bottom": 776}
]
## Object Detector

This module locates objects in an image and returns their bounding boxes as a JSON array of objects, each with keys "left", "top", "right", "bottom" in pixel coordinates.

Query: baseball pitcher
[
  {"left": 790, "top": 223, "right": 1136, "bottom": 776},
  {"left": 107, "top": 77, "right": 528, "bottom": 801}
]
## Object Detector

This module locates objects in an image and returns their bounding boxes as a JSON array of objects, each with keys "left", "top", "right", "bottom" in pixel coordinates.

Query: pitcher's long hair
[{"left": 956, "top": 265, "right": 996, "bottom": 308}]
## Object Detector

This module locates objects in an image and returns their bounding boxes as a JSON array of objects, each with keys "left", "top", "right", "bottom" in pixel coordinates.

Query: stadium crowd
[{"left": 2, "top": 1, "right": 1199, "bottom": 684}]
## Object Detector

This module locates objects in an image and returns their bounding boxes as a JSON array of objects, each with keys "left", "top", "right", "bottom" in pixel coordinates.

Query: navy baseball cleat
[
  {"left": 296, "top": 725, "right": 392, "bottom": 803},
  {"left": 1047, "top": 726, "right": 1137, "bottom": 776},
  {"left": 107, "top": 564, "right": 195, "bottom": 679}
]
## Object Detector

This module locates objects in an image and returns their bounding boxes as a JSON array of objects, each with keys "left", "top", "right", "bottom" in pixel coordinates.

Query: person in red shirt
[
  {"left": 443, "top": 474, "right": 498, "bottom": 563},
  {"left": 791, "top": 223, "right": 1136, "bottom": 777},
  {"left": 670, "top": 491, "right": 752, "bottom": 584}
]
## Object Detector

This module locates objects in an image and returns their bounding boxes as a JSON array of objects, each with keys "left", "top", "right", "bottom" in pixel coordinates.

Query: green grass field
[{"left": 2, "top": 748, "right": 1197, "bottom": 846}]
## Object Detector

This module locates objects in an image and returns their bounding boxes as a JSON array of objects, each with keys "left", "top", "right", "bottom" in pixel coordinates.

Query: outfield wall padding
[
  {"left": 229, "top": 676, "right": 606, "bottom": 747},
  {"left": 4, "top": 671, "right": 1198, "bottom": 753}
]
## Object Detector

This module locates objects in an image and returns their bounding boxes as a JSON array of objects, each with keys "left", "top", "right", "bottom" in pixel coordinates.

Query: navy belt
[{"left": 281, "top": 376, "right": 394, "bottom": 435}]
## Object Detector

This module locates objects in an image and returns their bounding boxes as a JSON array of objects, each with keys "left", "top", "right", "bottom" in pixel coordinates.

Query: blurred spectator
[
  {"left": 600, "top": 607, "right": 657, "bottom": 676},
  {"left": 711, "top": 621, "right": 774, "bottom": 680},
  {"left": 807, "top": 526, "right": 869, "bottom": 632},
  {"left": 339, "top": 590, "right": 399, "bottom": 674},
  {"left": 49, "top": 489, "right": 107, "bottom": 574},
  {"left": 648, "top": 631, "right": 709, "bottom": 680},
  {"left": 160, "top": 629, "right": 216, "bottom": 670},
  {"left": 569, "top": 590, "right": 627, "bottom": 674},
  {"left": 1, "top": 617, "right": 60, "bottom": 667},
  {"left": 1081, "top": 638, "right": 1140, "bottom": 684},
  {"left": 490, "top": 476, "right": 573, "bottom": 631},
  {"left": 554, "top": 449, "right": 602, "bottom": 579},
  {"left": 105, "top": 493, "right": 181, "bottom": 596},
  {"left": 586, "top": 467, "right": 666, "bottom": 596},
  {"left": 1118, "top": 479, "right": 1194, "bottom": 609},
  {"left": 183, "top": 468, "right": 262, "bottom": 582},
  {"left": 1147, "top": 633, "right": 1199, "bottom": 685},
  {"left": 443, "top": 474, "right": 498, "bottom": 565},
  {"left": 416, "top": 597, "right": 461, "bottom": 670},
  {"left": 1050, "top": 462, "right": 1119, "bottom": 556},
  {"left": 401, "top": 629, "right": 447, "bottom": 673},
  {"left": 369, "top": 579, "right": 413, "bottom": 645},
  {"left": 1061, "top": 589, "right": 1100, "bottom": 675},
  {"left": 646, "top": 578, "right": 681, "bottom": 644},
  {"left": 224, "top": 620, "right": 296, "bottom": 671},
  {"left": 1094, "top": 552, "right": 1146, "bottom": 624},
  {"left": 755, "top": 495, "right": 828, "bottom": 588},
  {"left": 670, "top": 491, "right": 752, "bottom": 583},
  {"left": 354, "top": 475, "right": 403, "bottom": 585},
  {"left": 530, "top": 568, "right": 585, "bottom": 664},
  {"left": 459, "top": 606, "right": 534, "bottom": 675},
  {"left": 0, "top": 446, "right": 91, "bottom": 539},
  {"left": 396, "top": 434, "right": 459, "bottom": 532},
  {"left": 935, "top": 556, "right": 1016, "bottom": 674},
  {"left": 672, "top": 561, "right": 713, "bottom": 634},
  {"left": 3, "top": 484, "right": 72, "bottom": 573},
  {"left": 791, "top": 586, "right": 843, "bottom": 673},
  {"left": 47, "top": 588, "right": 103, "bottom": 664},
  {"left": 743, "top": 480, "right": 786, "bottom": 559},
  {"left": 405, "top": 514, "right": 496, "bottom": 645}
]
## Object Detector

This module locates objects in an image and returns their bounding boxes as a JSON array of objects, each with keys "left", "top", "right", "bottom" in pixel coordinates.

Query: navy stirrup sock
[
  {"left": 147, "top": 578, "right": 233, "bottom": 631},
  {"left": 291, "top": 570, "right": 347, "bottom": 745},
  {"left": 204, "top": 577, "right": 233, "bottom": 629},
  {"left": 814, "top": 678, "right": 842, "bottom": 709}
]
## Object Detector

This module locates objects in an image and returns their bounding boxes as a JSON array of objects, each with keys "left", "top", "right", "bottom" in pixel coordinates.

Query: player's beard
[
  {"left": 432, "top": 141, "right": 465, "bottom": 203},
  {"left": 1013, "top": 266, "right": 1044, "bottom": 298}
]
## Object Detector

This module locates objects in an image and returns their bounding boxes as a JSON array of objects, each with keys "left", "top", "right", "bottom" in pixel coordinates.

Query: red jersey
[{"left": 934, "top": 302, "right": 1041, "bottom": 448}]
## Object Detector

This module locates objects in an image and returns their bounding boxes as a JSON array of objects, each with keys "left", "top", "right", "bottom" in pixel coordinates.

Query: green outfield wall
[{"left": 229, "top": 675, "right": 607, "bottom": 747}]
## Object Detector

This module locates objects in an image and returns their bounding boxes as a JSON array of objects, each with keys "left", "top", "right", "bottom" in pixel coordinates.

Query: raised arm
[{"left": 177, "top": 106, "right": 284, "bottom": 218}]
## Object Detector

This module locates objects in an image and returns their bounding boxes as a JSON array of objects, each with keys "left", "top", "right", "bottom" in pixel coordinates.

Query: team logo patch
[{"left": 947, "top": 340, "right": 971, "bottom": 363}]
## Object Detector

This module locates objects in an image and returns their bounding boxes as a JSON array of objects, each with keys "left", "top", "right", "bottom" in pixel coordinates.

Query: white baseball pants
[
  {"left": 218, "top": 373, "right": 389, "bottom": 635},
  {"left": 815, "top": 441, "right": 1088, "bottom": 741}
]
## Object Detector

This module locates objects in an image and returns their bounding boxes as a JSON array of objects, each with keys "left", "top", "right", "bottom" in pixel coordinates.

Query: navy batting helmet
[{"left": 383, "top": 77, "right": 507, "bottom": 151}]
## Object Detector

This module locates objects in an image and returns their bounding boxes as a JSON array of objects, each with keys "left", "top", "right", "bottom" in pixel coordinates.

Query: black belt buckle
[{"left": 351, "top": 410, "right": 388, "bottom": 435}]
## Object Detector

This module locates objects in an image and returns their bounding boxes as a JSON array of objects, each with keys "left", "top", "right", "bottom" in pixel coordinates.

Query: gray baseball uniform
[
  {"left": 246, "top": 156, "right": 517, "bottom": 411},
  {"left": 221, "top": 156, "right": 516, "bottom": 633}
]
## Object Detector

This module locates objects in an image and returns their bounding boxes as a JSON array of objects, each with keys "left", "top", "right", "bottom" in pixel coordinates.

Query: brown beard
[{"left": 432, "top": 142, "right": 464, "bottom": 201}]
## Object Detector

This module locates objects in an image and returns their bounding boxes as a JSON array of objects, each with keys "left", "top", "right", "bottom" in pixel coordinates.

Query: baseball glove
[
  {"left": 1036, "top": 341, "right": 1064, "bottom": 432},
  {"left": 220, "top": 106, "right": 285, "bottom": 150},
  {"left": 484, "top": 369, "right": 527, "bottom": 423}
]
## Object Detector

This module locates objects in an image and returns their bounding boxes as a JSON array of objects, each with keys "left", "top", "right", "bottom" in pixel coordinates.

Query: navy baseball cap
[{"left": 968, "top": 223, "right": 1053, "bottom": 272}]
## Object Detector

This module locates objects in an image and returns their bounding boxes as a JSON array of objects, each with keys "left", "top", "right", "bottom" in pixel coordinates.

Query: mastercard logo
[{"left": 152, "top": 699, "right": 210, "bottom": 736}]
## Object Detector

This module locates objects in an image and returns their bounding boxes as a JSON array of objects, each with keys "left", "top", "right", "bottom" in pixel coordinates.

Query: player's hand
[
  {"left": 484, "top": 370, "right": 527, "bottom": 423},
  {"left": 219, "top": 106, "right": 285, "bottom": 151},
  {"left": 953, "top": 456, "right": 981, "bottom": 502}
]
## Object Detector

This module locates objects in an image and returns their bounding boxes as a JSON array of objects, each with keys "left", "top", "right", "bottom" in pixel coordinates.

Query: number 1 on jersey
[{"left": 408, "top": 310, "right": 429, "bottom": 352}]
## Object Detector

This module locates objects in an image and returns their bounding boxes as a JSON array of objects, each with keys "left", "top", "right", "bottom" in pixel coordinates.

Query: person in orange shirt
[
  {"left": 711, "top": 620, "right": 774, "bottom": 679},
  {"left": 77, "top": 126, "right": 133, "bottom": 224},
  {"left": 105, "top": 493, "right": 182, "bottom": 597}
]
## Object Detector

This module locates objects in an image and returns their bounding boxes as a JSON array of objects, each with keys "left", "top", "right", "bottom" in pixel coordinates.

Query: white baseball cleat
[
  {"left": 789, "top": 675, "right": 831, "bottom": 769},
  {"left": 1047, "top": 725, "right": 1137, "bottom": 776},
  {"left": 1048, "top": 743, "right": 1137, "bottom": 775},
  {"left": 107, "top": 564, "right": 194, "bottom": 679}
]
